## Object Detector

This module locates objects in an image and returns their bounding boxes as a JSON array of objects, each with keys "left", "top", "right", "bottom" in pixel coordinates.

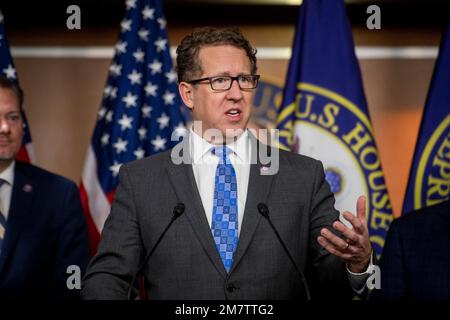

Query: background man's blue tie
[{"left": 211, "top": 146, "right": 238, "bottom": 272}]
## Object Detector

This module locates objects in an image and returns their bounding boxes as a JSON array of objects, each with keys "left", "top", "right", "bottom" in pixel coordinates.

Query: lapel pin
[{"left": 23, "top": 184, "right": 33, "bottom": 193}]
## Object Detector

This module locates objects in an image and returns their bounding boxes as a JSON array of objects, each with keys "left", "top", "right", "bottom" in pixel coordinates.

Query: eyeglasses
[{"left": 188, "top": 74, "right": 260, "bottom": 91}]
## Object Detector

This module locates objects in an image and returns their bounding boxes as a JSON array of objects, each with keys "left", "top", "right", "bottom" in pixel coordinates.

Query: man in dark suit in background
[
  {"left": 82, "top": 27, "right": 374, "bottom": 300},
  {"left": 0, "top": 76, "right": 90, "bottom": 299},
  {"left": 372, "top": 200, "right": 449, "bottom": 299}
]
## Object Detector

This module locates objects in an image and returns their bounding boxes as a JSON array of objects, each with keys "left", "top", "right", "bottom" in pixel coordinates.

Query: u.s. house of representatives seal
[{"left": 278, "top": 83, "right": 393, "bottom": 256}]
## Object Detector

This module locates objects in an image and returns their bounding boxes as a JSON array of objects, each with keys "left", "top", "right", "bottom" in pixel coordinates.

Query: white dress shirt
[{"left": 0, "top": 161, "right": 15, "bottom": 219}]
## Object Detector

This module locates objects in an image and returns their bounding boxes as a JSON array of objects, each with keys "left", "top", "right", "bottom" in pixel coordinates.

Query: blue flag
[
  {"left": 0, "top": 10, "right": 34, "bottom": 163},
  {"left": 80, "top": 0, "right": 186, "bottom": 252},
  {"left": 403, "top": 21, "right": 450, "bottom": 214},
  {"left": 276, "top": 0, "right": 393, "bottom": 257}
]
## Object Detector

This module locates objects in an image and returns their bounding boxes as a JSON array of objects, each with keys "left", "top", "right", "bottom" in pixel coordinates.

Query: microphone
[
  {"left": 127, "top": 203, "right": 185, "bottom": 300},
  {"left": 257, "top": 203, "right": 311, "bottom": 300}
]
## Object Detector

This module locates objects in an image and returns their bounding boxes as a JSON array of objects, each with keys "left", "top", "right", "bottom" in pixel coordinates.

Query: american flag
[
  {"left": 0, "top": 10, "right": 34, "bottom": 163},
  {"left": 80, "top": 0, "right": 186, "bottom": 254}
]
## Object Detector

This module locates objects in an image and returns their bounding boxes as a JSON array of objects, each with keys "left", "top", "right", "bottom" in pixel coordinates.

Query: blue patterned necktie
[{"left": 211, "top": 146, "right": 238, "bottom": 272}]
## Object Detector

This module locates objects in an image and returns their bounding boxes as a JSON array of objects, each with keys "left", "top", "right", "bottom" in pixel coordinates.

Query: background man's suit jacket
[
  {"left": 82, "top": 137, "right": 352, "bottom": 300},
  {"left": 373, "top": 200, "right": 450, "bottom": 300},
  {"left": 0, "top": 161, "right": 91, "bottom": 300}
]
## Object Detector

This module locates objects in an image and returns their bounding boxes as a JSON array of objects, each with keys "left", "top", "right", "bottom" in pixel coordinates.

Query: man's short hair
[
  {"left": 176, "top": 27, "right": 258, "bottom": 83},
  {"left": 0, "top": 75, "right": 24, "bottom": 111}
]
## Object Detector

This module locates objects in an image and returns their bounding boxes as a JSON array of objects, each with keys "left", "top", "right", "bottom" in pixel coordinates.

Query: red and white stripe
[
  {"left": 16, "top": 143, "right": 35, "bottom": 163},
  {"left": 79, "top": 145, "right": 112, "bottom": 254}
]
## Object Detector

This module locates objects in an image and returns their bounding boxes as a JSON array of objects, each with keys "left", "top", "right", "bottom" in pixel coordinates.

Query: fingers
[
  {"left": 316, "top": 196, "right": 371, "bottom": 270},
  {"left": 332, "top": 220, "right": 360, "bottom": 244},
  {"left": 356, "top": 195, "right": 366, "bottom": 220},
  {"left": 342, "top": 211, "right": 366, "bottom": 235},
  {"left": 319, "top": 228, "right": 348, "bottom": 251},
  {"left": 318, "top": 197, "right": 372, "bottom": 271},
  {"left": 317, "top": 235, "right": 353, "bottom": 260},
  {"left": 318, "top": 227, "right": 371, "bottom": 270}
]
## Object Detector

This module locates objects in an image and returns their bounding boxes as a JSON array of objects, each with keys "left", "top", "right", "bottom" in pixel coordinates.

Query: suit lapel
[
  {"left": 166, "top": 137, "right": 228, "bottom": 278},
  {"left": 0, "top": 162, "right": 35, "bottom": 273},
  {"left": 230, "top": 134, "right": 276, "bottom": 273}
]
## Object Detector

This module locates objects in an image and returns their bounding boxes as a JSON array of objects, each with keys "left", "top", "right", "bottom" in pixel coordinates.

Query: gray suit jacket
[{"left": 82, "top": 134, "right": 352, "bottom": 300}]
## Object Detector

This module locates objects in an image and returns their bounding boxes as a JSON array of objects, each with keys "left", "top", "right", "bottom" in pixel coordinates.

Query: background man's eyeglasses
[{"left": 188, "top": 75, "right": 260, "bottom": 91}]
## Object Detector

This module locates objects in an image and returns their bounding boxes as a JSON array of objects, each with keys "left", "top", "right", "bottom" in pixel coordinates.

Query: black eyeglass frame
[{"left": 187, "top": 74, "right": 261, "bottom": 91}]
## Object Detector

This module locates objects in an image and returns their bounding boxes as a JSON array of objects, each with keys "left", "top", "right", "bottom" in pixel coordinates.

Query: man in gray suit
[{"left": 82, "top": 27, "right": 374, "bottom": 300}]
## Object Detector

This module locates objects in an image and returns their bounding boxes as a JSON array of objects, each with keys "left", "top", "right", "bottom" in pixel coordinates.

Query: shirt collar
[
  {"left": 0, "top": 160, "right": 15, "bottom": 186},
  {"left": 189, "top": 127, "right": 250, "bottom": 164}
]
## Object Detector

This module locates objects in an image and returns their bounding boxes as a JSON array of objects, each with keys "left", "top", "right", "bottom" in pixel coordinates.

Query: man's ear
[{"left": 178, "top": 82, "right": 194, "bottom": 110}]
